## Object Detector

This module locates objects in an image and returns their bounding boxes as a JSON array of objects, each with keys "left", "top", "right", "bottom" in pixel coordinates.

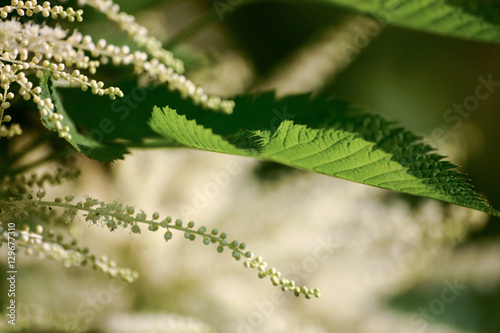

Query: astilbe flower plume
[
  {"left": 0, "top": 182, "right": 320, "bottom": 298},
  {"left": 0, "top": 0, "right": 235, "bottom": 139},
  {"left": 0, "top": 0, "right": 319, "bottom": 300}
]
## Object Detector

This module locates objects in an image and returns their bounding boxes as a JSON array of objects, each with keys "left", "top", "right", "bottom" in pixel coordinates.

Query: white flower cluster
[
  {"left": 0, "top": 0, "right": 235, "bottom": 141},
  {"left": 0, "top": 222, "right": 139, "bottom": 283},
  {"left": 20, "top": 226, "right": 87, "bottom": 268},
  {"left": 0, "top": 189, "right": 320, "bottom": 298},
  {"left": 0, "top": 0, "right": 83, "bottom": 21},
  {"left": 92, "top": 254, "right": 139, "bottom": 282},
  {"left": 0, "top": 88, "right": 21, "bottom": 138},
  {"left": 245, "top": 255, "right": 321, "bottom": 299},
  {"left": 0, "top": 17, "right": 123, "bottom": 139},
  {"left": 0, "top": 223, "right": 86, "bottom": 268},
  {"left": 77, "top": 0, "right": 183, "bottom": 73},
  {"left": 65, "top": 30, "right": 235, "bottom": 113},
  {"left": 77, "top": 0, "right": 235, "bottom": 113}
]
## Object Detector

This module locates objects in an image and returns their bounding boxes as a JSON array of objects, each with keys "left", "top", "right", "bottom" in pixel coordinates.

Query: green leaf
[
  {"left": 39, "top": 72, "right": 128, "bottom": 162},
  {"left": 56, "top": 80, "right": 170, "bottom": 142},
  {"left": 445, "top": 0, "right": 500, "bottom": 25},
  {"left": 150, "top": 95, "right": 500, "bottom": 217},
  {"left": 150, "top": 107, "right": 242, "bottom": 155},
  {"left": 316, "top": 0, "right": 500, "bottom": 43}
]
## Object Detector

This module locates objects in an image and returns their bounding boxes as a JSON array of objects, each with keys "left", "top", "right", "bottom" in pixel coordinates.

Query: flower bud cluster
[
  {"left": 0, "top": 120, "right": 21, "bottom": 138},
  {"left": 0, "top": 1, "right": 83, "bottom": 22},
  {"left": 0, "top": 0, "right": 235, "bottom": 140},
  {"left": 246, "top": 256, "right": 320, "bottom": 299},
  {"left": 0, "top": 21, "right": 125, "bottom": 97},
  {"left": 77, "top": 0, "right": 182, "bottom": 73},
  {"left": 0, "top": 222, "right": 139, "bottom": 283},
  {"left": 0, "top": 18, "right": 124, "bottom": 139},
  {"left": 139, "top": 58, "right": 235, "bottom": 114},
  {"left": 76, "top": 0, "right": 234, "bottom": 113},
  {"left": 15, "top": 224, "right": 87, "bottom": 268},
  {"left": 90, "top": 254, "right": 139, "bottom": 282},
  {"left": 1, "top": 192, "right": 319, "bottom": 298},
  {"left": 64, "top": 30, "right": 234, "bottom": 113},
  {"left": 0, "top": 63, "right": 24, "bottom": 138}
]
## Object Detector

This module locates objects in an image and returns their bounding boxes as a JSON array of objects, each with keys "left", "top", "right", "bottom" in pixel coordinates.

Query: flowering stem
[
  {"left": 4, "top": 198, "right": 249, "bottom": 257},
  {"left": 1, "top": 196, "right": 320, "bottom": 299}
]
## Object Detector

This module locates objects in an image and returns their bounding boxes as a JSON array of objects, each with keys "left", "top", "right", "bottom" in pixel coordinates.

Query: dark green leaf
[
  {"left": 150, "top": 94, "right": 500, "bottom": 217},
  {"left": 39, "top": 72, "right": 128, "bottom": 162}
]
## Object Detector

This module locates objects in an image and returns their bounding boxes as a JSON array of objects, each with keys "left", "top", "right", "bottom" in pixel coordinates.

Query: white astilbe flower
[
  {"left": 0, "top": 0, "right": 234, "bottom": 141},
  {"left": 1, "top": 223, "right": 139, "bottom": 283},
  {"left": 0, "top": 189, "right": 320, "bottom": 299},
  {"left": 0, "top": 0, "right": 83, "bottom": 21},
  {"left": 0, "top": 19, "right": 124, "bottom": 139},
  {"left": 77, "top": 0, "right": 183, "bottom": 73},
  {"left": 77, "top": 0, "right": 235, "bottom": 113}
]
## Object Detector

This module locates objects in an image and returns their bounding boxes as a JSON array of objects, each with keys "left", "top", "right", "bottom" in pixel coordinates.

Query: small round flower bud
[
  {"left": 107, "top": 221, "right": 117, "bottom": 231},
  {"left": 271, "top": 276, "right": 279, "bottom": 286},
  {"left": 131, "top": 225, "right": 141, "bottom": 234},
  {"left": 164, "top": 231, "right": 173, "bottom": 241}
]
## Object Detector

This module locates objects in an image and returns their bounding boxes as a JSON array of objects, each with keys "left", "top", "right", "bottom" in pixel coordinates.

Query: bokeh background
[{"left": 1, "top": 0, "right": 500, "bottom": 332}]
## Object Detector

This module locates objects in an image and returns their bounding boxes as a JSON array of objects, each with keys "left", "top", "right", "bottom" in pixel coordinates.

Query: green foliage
[
  {"left": 150, "top": 97, "right": 499, "bottom": 217},
  {"left": 307, "top": 0, "right": 500, "bottom": 42},
  {"left": 39, "top": 72, "right": 129, "bottom": 162},
  {"left": 445, "top": 0, "right": 500, "bottom": 25},
  {"left": 52, "top": 73, "right": 500, "bottom": 216},
  {"left": 55, "top": 78, "right": 500, "bottom": 215}
]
